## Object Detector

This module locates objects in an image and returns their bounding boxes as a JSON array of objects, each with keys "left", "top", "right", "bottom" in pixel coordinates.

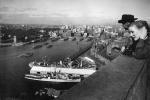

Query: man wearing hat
[{"left": 118, "top": 14, "right": 138, "bottom": 30}]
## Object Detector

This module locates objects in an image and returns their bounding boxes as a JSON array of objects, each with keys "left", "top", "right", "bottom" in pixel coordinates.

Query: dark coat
[
  {"left": 133, "top": 37, "right": 150, "bottom": 80},
  {"left": 133, "top": 37, "right": 150, "bottom": 61},
  {"left": 122, "top": 38, "right": 138, "bottom": 56}
]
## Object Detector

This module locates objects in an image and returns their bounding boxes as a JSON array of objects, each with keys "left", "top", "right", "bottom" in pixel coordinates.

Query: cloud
[
  {"left": 0, "top": 6, "right": 14, "bottom": 12},
  {"left": 29, "top": 12, "right": 66, "bottom": 18},
  {"left": 28, "top": 9, "right": 84, "bottom": 18},
  {"left": 0, "top": 14, "right": 4, "bottom": 20},
  {"left": 0, "top": 6, "right": 38, "bottom": 14},
  {"left": 17, "top": 8, "right": 37, "bottom": 12},
  {"left": 0, "top": 7, "right": 9, "bottom": 12},
  {"left": 0, "top": 13, "right": 29, "bottom": 20}
]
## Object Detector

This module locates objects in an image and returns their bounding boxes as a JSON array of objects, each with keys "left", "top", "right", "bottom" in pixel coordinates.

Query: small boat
[
  {"left": 86, "top": 38, "right": 93, "bottom": 42},
  {"left": 18, "top": 52, "right": 33, "bottom": 58},
  {"left": 72, "top": 37, "right": 76, "bottom": 41},
  {"left": 0, "top": 44, "right": 11, "bottom": 47},
  {"left": 31, "top": 40, "right": 35, "bottom": 43},
  {"left": 64, "top": 37, "right": 69, "bottom": 41},
  {"left": 51, "top": 37, "right": 59, "bottom": 42},
  {"left": 43, "top": 42, "right": 49, "bottom": 45},
  {"left": 33, "top": 44, "right": 42, "bottom": 49},
  {"left": 12, "top": 42, "right": 24, "bottom": 46},
  {"left": 59, "top": 38, "right": 64, "bottom": 41},
  {"left": 79, "top": 38, "right": 84, "bottom": 41},
  {"left": 31, "top": 39, "right": 40, "bottom": 43},
  {"left": 46, "top": 44, "right": 53, "bottom": 48}
]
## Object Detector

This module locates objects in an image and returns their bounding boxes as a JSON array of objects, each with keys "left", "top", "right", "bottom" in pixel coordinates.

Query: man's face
[
  {"left": 129, "top": 25, "right": 140, "bottom": 41},
  {"left": 123, "top": 22, "right": 131, "bottom": 30}
]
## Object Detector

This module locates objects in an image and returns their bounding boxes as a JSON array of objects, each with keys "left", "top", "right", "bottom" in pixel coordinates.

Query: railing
[{"left": 56, "top": 55, "right": 147, "bottom": 100}]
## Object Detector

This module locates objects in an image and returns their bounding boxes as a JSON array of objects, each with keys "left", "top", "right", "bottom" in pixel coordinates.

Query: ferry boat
[
  {"left": 12, "top": 42, "right": 24, "bottom": 46},
  {"left": 46, "top": 44, "right": 53, "bottom": 48},
  {"left": 63, "top": 37, "right": 69, "bottom": 41},
  {"left": 33, "top": 44, "right": 42, "bottom": 49},
  {"left": 43, "top": 42, "right": 49, "bottom": 45},
  {"left": 79, "top": 37, "right": 84, "bottom": 41},
  {"left": 25, "top": 57, "right": 96, "bottom": 83},
  {"left": 86, "top": 37, "right": 93, "bottom": 42},
  {"left": 51, "top": 37, "right": 59, "bottom": 42},
  {"left": 72, "top": 37, "right": 76, "bottom": 41},
  {"left": 18, "top": 52, "right": 33, "bottom": 58}
]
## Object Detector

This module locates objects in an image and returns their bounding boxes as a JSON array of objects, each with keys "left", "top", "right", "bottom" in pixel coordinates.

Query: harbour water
[{"left": 0, "top": 39, "right": 92, "bottom": 98}]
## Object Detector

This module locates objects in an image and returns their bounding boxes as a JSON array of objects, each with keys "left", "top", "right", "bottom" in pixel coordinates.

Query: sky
[{"left": 0, "top": 0, "right": 150, "bottom": 25}]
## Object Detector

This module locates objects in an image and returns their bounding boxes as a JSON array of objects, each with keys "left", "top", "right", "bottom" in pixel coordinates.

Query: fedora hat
[{"left": 118, "top": 14, "right": 138, "bottom": 24}]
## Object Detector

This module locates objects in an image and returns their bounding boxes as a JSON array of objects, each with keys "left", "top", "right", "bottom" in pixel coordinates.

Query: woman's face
[{"left": 129, "top": 25, "right": 140, "bottom": 41}]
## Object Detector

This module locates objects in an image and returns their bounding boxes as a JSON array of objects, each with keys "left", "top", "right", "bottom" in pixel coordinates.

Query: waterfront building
[
  {"left": 51, "top": 32, "right": 57, "bottom": 38},
  {"left": 13, "top": 36, "right": 17, "bottom": 44},
  {"left": 24, "top": 36, "right": 28, "bottom": 41}
]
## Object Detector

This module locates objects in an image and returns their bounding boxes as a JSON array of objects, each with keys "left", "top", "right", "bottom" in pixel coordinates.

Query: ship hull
[{"left": 25, "top": 76, "right": 81, "bottom": 83}]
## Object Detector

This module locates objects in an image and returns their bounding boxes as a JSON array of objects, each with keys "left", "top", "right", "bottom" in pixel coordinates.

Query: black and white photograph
[{"left": 0, "top": 0, "right": 150, "bottom": 100}]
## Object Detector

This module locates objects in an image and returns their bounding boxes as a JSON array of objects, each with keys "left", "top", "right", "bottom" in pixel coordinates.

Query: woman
[
  {"left": 128, "top": 20, "right": 150, "bottom": 59},
  {"left": 129, "top": 20, "right": 150, "bottom": 99}
]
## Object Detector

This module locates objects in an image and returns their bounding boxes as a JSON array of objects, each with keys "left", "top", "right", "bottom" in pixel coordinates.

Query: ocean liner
[{"left": 25, "top": 56, "right": 97, "bottom": 83}]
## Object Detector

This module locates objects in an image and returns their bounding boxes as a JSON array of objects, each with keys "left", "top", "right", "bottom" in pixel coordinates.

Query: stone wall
[
  {"left": 126, "top": 63, "right": 147, "bottom": 100},
  {"left": 56, "top": 55, "right": 147, "bottom": 100}
]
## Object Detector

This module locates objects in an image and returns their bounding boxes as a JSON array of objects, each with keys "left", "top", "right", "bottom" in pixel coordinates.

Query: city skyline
[{"left": 0, "top": 0, "right": 150, "bottom": 25}]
